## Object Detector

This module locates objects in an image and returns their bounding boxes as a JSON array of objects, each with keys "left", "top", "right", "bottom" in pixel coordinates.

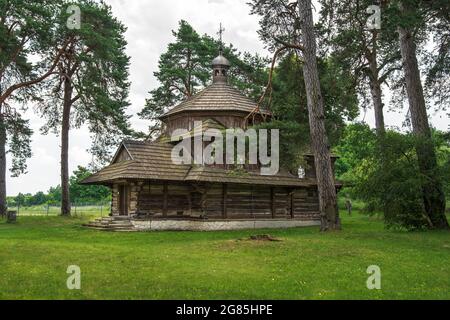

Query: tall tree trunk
[
  {"left": 368, "top": 62, "right": 385, "bottom": 137},
  {"left": 61, "top": 78, "right": 72, "bottom": 216},
  {"left": 298, "top": 0, "right": 340, "bottom": 231},
  {"left": 370, "top": 80, "right": 385, "bottom": 136},
  {"left": 366, "top": 31, "right": 386, "bottom": 137},
  {"left": 0, "top": 114, "right": 6, "bottom": 217},
  {"left": 398, "top": 3, "right": 448, "bottom": 229}
]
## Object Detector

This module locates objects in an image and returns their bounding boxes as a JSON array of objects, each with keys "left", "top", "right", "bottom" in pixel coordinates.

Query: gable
[{"left": 111, "top": 144, "right": 133, "bottom": 164}]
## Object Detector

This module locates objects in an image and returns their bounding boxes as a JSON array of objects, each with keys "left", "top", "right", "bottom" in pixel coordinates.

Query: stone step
[
  {"left": 85, "top": 215, "right": 136, "bottom": 232},
  {"left": 85, "top": 225, "right": 135, "bottom": 231},
  {"left": 86, "top": 227, "right": 134, "bottom": 232},
  {"left": 110, "top": 220, "right": 132, "bottom": 224},
  {"left": 84, "top": 220, "right": 135, "bottom": 231}
]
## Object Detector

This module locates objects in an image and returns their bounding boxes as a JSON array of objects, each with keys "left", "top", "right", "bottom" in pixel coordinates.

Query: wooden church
[{"left": 82, "top": 49, "right": 340, "bottom": 231}]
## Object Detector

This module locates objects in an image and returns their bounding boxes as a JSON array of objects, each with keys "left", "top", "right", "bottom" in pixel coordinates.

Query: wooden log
[
  {"left": 290, "top": 191, "right": 294, "bottom": 218},
  {"left": 271, "top": 187, "right": 275, "bottom": 219},
  {"left": 222, "top": 183, "right": 228, "bottom": 218},
  {"left": 163, "top": 182, "right": 168, "bottom": 216}
]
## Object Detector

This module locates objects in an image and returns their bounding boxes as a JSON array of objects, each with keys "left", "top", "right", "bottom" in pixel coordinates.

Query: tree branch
[
  {"left": 246, "top": 45, "right": 304, "bottom": 121},
  {"left": 0, "top": 39, "right": 71, "bottom": 105},
  {"left": 273, "top": 37, "right": 305, "bottom": 52}
]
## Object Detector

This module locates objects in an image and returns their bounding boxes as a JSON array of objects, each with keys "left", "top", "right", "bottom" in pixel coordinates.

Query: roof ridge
[{"left": 123, "top": 139, "right": 145, "bottom": 144}]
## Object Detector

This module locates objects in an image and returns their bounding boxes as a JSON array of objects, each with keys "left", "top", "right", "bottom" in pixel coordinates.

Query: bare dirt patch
[{"left": 247, "top": 234, "right": 283, "bottom": 242}]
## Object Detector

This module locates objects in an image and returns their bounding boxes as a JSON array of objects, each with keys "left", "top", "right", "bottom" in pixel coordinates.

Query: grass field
[{"left": 0, "top": 212, "right": 449, "bottom": 300}]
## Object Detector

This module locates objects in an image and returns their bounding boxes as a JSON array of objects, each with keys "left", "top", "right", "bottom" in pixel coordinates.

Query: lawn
[{"left": 0, "top": 212, "right": 449, "bottom": 300}]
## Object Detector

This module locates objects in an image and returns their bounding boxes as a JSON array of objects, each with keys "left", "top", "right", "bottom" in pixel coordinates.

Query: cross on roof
[{"left": 217, "top": 23, "right": 225, "bottom": 55}]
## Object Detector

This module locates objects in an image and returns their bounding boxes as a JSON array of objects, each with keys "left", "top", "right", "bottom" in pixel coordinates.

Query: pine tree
[
  {"left": 249, "top": 0, "right": 342, "bottom": 230},
  {"left": 395, "top": 0, "right": 448, "bottom": 229},
  {"left": 298, "top": 0, "right": 341, "bottom": 230},
  {"left": 319, "top": 0, "right": 402, "bottom": 138},
  {"left": 0, "top": 0, "right": 67, "bottom": 216},
  {"left": 37, "top": 0, "right": 131, "bottom": 216}
]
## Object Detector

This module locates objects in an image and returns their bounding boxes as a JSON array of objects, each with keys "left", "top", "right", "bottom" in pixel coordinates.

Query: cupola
[
  {"left": 212, "top": 54, "right": 230, "bottom": 83},
  {"left": 212, "top": 23, "right": 230, "bottom": 83}
]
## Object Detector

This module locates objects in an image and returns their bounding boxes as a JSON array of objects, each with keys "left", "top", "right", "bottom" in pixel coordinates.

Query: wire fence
[{"left": 5, "top": 202, "right": 111, "bottom": 217}]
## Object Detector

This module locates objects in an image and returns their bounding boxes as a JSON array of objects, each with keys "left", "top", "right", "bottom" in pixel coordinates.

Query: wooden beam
[
  {"left": 187, "top": 190, "right": 192, "bottom": 216},
  {"left": 271, "top": 187, "right": 275, "bottom": 219},
  {"left": 163, "top": 182, "right": 168, "bottom": 216},
  {"left": 290, "top": 190, "right": 294, "bottom": 218},
  {"left": 222, "top": 183, "right": 228, "bottom": 219}
]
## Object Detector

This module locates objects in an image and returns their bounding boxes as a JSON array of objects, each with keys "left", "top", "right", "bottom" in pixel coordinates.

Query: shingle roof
[
  {"left": 81, "top": 142, "right": 191, "bottom": 184},
  {"left": 160, "top": 82, "right": 271, "bottom": 119},
  {"left": 81, "top": 140, "right": 331, "bottom": 187},
  {"left": 184, "top": 166, "right": 318, "bottom": 187}
]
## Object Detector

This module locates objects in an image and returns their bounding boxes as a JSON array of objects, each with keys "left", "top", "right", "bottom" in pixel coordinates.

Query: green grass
[{"left": 0, "top": 212, "right": 449, "bottom": 300}]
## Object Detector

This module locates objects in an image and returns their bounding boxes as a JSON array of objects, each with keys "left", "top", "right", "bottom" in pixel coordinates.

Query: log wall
[
  {"left": 111, "top": 184, "right": 119, "bottom": 216},
  {"left": 131, "top": 181, "right": 320, "bottom": 220},
  {"left": 163, "top": 111, "right": 266, "bottom": 137}
]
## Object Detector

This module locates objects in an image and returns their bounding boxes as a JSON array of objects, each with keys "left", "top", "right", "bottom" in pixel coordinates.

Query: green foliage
[
  {"left": 47, "top": 185, "right": 62, "bottom": 204},
  {"left": 37, "top": 0, "right": 132, "bottom": 165},
  {"left": 257, "top": 120, "right": 309, "bottom": 173},
  {"left": 9, "top": 166, "right": 110, "bottom": 207},
  {"left": 422, "top": 0, "right": 450, "bottom": 113},
  {"left": 69, "top": 166, "right": 110, "bottom": 203},
  {"left": 355, "top": 132, "right": 429, "bottom": 230},
  {"left": 3, "top": 113, "right": 32, "bottom": 176},
  {"left": 337, "top": 126, "right": 450, "bottom": 230},
  {"left": 258, "top": 54, "right": 359, "bottom": 172},
  {"left": 248, "top": 0, "right": 301, "bottom": 52},
  {"left": 0, "top": 0, "right": 62, "bottom": 176},
  {"left": 318, "top": 0, "right": 402, "bottom": 112},
  {"left": 12, "top": 191, "right": 48, "bottom": 207},
  {"left": 334, "top": 123, "right": 377, "bottom": 180},
  {"left": 434, "top": 131, "right": 450, "bottom": 196}
]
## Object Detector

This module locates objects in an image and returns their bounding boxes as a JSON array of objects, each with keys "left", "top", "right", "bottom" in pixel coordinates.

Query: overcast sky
[{"left": 7, "top": 0, "right": 449, "bottom": 196}]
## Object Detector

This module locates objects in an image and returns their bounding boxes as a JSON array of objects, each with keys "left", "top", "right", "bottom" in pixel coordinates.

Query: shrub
[{"left": 354, "top": 132, "right": 430, "bottom": 231}]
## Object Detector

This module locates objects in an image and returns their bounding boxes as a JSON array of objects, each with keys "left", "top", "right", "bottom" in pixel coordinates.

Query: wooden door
[{"left": 119, "top": 185, "right": 129, "bottom": 216}]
